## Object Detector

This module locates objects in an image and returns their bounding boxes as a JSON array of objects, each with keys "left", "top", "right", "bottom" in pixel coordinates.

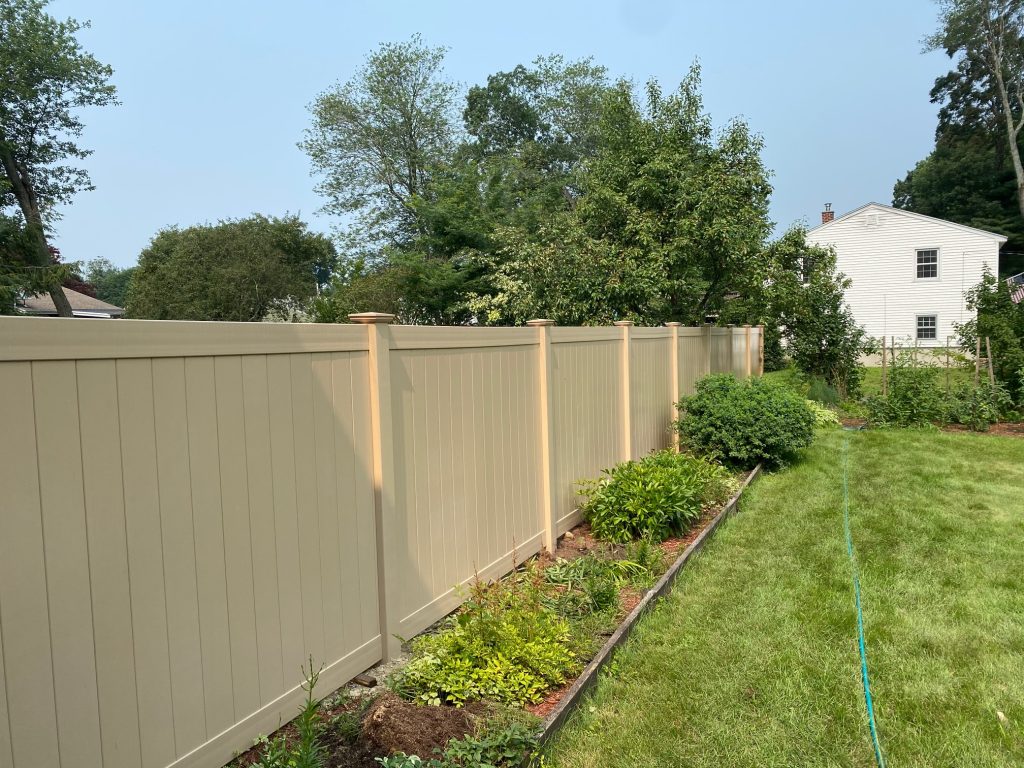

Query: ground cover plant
[
  {"left": 544, "top": 429, "right": 1024, "bottom": 767},
  {"left": 675, "top": 374, "right": 816, "bottom": 467}
]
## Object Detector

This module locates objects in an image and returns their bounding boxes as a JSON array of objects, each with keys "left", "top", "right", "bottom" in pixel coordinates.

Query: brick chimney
[{"left": 821, "top": 203, "right": 834, "bottom": 224}]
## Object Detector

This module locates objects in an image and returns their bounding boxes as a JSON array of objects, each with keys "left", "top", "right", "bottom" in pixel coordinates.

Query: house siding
[{"left": 807, "top": 204, "right": 1002, "bottom": 347}]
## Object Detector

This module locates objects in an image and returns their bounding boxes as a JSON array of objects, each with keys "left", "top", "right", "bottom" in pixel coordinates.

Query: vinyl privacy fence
[{"left": 0, "top": 315, "right": 763, "bottom": 768}]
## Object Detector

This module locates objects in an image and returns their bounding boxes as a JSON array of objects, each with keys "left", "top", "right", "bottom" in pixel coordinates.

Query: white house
[{"left": 806, "top": 202, "right": 1006, "bottom": 347}]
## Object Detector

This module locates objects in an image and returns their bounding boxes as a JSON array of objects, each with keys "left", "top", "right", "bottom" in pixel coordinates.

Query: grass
[{"left": 544, "top": 429, "right": 1024, "bottom": 767}]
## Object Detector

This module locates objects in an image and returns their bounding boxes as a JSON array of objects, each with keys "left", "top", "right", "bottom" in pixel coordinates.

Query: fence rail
[{"left": 0, "top": 315, "right": 762, "bottom": 768}]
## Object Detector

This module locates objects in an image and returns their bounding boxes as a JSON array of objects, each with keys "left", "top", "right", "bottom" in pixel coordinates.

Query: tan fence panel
[
  {"left": 0, "top": 319, "right": 381, "bottom": 768},
  {"left": 389, "top": 328, "right": 544, "bottom": 639},
  {"left": 549, "top": 328, "right": 623, "bottom": 534},
  {"left": 630, "top": 330, "right": 672, "bottom": 457},
  {"left": 678, "top": 327, "right": 711, "bottom": 397},
  {"left": 709, "top": 326, "right": 732, "bottom": 373},
  {"left": 0, "top": 315, "right": 763, "bottom": 768}
]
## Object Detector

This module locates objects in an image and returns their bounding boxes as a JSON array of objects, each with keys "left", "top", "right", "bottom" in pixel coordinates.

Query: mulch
[{"left": 943, "top": 421, "right": 1024, "bottom": 437}]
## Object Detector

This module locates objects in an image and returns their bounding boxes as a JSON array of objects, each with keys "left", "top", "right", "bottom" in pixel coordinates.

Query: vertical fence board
[
  {"left": 151, "top": 358, "right": 207, "bottom": 754},
  {"left": 240, "top": 355, "right": 286, "bottom": 702},
  {"left": 117, "top": 358, "right": 177, "bottom": 768},
  {"left": 289, "top": 354, "right": 326, "bottom": 668},
  {"left": 266, "top": 355, "right": 306, "bottom": 679},
  {"left": 312, "top": 353, "right": 344, "bottom": 663},
  {"left": 0, "top": 362, "right": 60, "bottom": 768},
  {"left": 33, "top": 362, "right": 103, "bottom": 768},
  {"left": 184, "top": 357, "right": 235, "bottom": 736},
  {"left": 213, "top": 357, "right": 260, "bottom": 718}
]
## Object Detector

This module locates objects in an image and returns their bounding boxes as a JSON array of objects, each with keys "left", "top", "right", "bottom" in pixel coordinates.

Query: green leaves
[
  {"left": 676, "top": 374, "right": 817, "bottom": 468},
  {"left": 578, "top": 449, "right": 736, "bottom": 543},
  {"left": 127, "top": 215, "right": 336, "bottom": 321}
]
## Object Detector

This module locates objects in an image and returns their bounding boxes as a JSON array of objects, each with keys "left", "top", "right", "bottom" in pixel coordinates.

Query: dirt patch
[
  {"left": 943, "top": 421, "right": 1024, "bottom": 438},
  {"left": 526, "top": 682, "right": 572, "bottom": 718},
  {"left": 361, "top": 690, "right": 485, "bottom": 759},
  {"left": 841, "top": 417, "right": 867, "bottom": 428}
]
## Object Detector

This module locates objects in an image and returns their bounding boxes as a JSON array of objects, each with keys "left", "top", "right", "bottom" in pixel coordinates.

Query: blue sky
[{"left": 50, "top": 0, "right": 950, "bottom": 268}]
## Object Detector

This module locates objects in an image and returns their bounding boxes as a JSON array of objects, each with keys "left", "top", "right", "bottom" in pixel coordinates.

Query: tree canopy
[
  {"left": 0, "top": 0, "right": 116, "bottom": 315},
  {"left": 127, "top": 215, "right": 336, "bottom": 321}
]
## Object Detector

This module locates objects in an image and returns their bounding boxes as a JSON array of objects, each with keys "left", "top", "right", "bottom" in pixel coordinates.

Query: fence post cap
[
  {"left": 612, "top": 320, "right": 634, "bottom": 327},
  {"left": 742, "top": 323, "right": 752, "bottom": 328},
  {"left": 348, "top": 312, "right": 396, "bottom": 324},
  {"left": 526, "top": 318, "right": 556, "bottom": 327},
  {"left": 664, "top": 322, "right": 683, "bottom": 327}
]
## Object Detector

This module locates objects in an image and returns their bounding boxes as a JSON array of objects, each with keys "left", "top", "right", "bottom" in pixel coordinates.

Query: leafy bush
[
  {"left": 577, "top": 450, "right": 735, "bottom": 543},
  {"left": 866, "top": 355, "right": 945, "bottom": 428},
  {"left": 674, "top": 375, "right": 816, "bottom": 468},
  {"left": 389, "top": 576, "right": 579, "bottom": 708},
  {"left": 945, "top": 380, "right": 1013, "bottom": 431},
  {"left": 957, "top": 269, "right": 1024, "bottom": 402},
  {"left": 806, "top": 400, "right": 841, "bottom": 428},
  {"left": 541, "top": 554, "right": 647, "bottom": 618},
  {"left": 376, "top": 723, "right": 537, "bottom": 767}
]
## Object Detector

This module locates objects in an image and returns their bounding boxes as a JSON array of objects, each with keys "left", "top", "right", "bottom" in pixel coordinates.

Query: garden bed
[{"left": 231, "top": 462, "right": 761, "bottom": 768}]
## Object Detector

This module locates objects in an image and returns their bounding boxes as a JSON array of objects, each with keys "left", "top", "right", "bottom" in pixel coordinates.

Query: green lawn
[{"left": 545, "top": 429, "right": 1024, "bottom": 767}]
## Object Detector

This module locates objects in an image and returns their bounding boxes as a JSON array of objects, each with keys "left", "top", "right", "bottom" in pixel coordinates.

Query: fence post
[
  {"left": 726, "top": 324, "right": 736, "bottom": 375},
  {"left": 743, "top": 324, "right": 752, "bottom": 378},
  {"left": 665, "top": 322, "right": 682, "bottom": 450},
  {"left": 757, "top": 324, "right": 765, "bottom": 376},
  {"left": 613, "top": 321, "right": 634, "bottom": 462},
  {"left": 348, "top": 311, "right": 402, "bottom": 660},
  {"left": 527, "top": 319, "right": 559, "bottom": 552}
]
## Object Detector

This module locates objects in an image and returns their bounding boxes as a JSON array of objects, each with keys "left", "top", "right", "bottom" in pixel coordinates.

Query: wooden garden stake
[
  {"left": 975, "top": 337, "right": 982, "bottom": 386},
  {"left": 944, "top": 336, "right": 951, "bottom": 396},
  {"left": 880, "top": 342, "right": 887, "bottom": 395},
  {"left": 986, "top": 337, "right": 995, "bottom": 386}
]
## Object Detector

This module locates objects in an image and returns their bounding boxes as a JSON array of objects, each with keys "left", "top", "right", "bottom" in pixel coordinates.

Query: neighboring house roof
[
  {"left": 19, "top": 287, "right": 125, "bottom": 318},
  {"left": 808, "top": 202, "right": 1009, "bottom": 244}
]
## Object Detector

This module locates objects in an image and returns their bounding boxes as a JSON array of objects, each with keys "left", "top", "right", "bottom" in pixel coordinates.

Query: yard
[{"left": 545, "top": 428, "right": 1024, "bottom": 767}]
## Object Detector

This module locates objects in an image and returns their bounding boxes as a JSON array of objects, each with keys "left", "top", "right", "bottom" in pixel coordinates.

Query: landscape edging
[{"left": 531, "top": 462, "right": 764, "bottom": 754}]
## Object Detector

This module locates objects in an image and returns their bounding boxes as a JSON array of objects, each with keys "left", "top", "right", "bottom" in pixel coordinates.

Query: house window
[
  {"left": 800, "top": 255, "right": 814, "bottom": 284},
  {"left": 916, "top": 314, "right": 937, "bottom": 340},
  {"left": 916, "top": 249, "right": 938, "bottom": 279}
]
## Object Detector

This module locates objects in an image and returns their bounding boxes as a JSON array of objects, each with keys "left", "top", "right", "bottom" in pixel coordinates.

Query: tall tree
[
  {"left": 84, "top": 257, "right": 135, "bottom": 307},
  {"left": 300, "top": 35, "right": 457, "bottom": 254},
  {"left": 0, "top": 0, "right": 116, "bottom": 316},
  {"left": 928, "top": 1, "right": 1024, "bottom": 218},
  {"left": 468, "top": 67, "right": 773, "bottom": 326},
  {"left": 127, "top": 215, "right": 336, "bottom": 321}
]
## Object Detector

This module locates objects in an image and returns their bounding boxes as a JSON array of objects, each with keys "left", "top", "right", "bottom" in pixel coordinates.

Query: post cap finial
[
  {"left": 664, "top": 321, "right": 683, "bottom": 327},
  {"left": 612, "top": 320, "right": 634, "bottom": 327},
  {"left": 526, "top": 318, "right": 556, "bottom": 327},
  {"left": 348, "top": 312, "right": 396, "bottom": 325}
]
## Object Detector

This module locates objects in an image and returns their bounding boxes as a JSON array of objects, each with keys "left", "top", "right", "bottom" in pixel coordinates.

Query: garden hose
[{"left": 842, "top": 434, "right": 887, "bottom": 768}]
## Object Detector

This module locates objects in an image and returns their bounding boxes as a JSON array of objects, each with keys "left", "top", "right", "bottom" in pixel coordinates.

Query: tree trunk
[
  {"left": 990, "top": 37, "right": 1024, "bottom": 219},
  {"left": 0, "top": 146, "right": 74, "bottom": 316}
]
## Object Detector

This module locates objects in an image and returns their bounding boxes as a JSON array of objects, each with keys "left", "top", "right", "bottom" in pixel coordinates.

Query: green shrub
[
  {"left": 674, "top": 375, "right": 816, "bottom": 468},
  {"left": 389, "top": 577, "right": 579, "bottom": 708},
  {"left": 806, "top": 400, "right": 841, "bottom": 428},
  {"left": 806, "top": 376, "right": 839, "bottom": 405},
  {"left": 945, "top": 380, "right": 1013, "bottom": 431},
  {"left": 866, "top": 356, "right": 945, "bottom": 428},
  {"left": 577, "top": 450, "right": 735, "bottom": 544}
]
